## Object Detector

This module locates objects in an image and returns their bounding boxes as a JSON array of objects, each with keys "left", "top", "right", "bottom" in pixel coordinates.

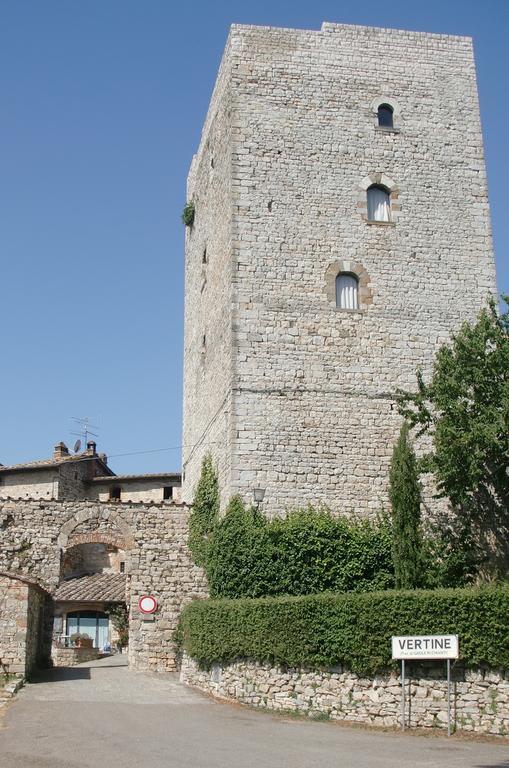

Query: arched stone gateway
[
  {"left": 57, "top": 507, "right": 135, "bottom": 550},
  {"left": 0, "top": 499, "right": 208, "bottom": 674},
  {"left": 55, "top": 512, "right": 133, "bottom": 664}
]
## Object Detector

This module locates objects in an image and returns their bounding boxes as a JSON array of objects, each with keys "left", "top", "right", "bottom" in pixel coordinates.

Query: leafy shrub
[
  {"left": 205, "top": 499, "right": 394, "bottom": 598},
  {"left": 182, "top": 201, "right": 195, "bottom": 226},
  {"left": 179, "top": 586, "right": 509, "bottom": 675}
]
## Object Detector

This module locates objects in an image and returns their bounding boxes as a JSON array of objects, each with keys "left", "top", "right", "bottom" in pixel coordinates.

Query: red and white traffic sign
[{"left": 138, "top": 595, "right": 157, "bottom": 614}]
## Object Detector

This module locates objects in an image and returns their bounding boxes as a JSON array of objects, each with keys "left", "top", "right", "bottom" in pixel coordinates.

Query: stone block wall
[
  {"left": 52, "top": 647, "right": 101, "bottom": 667},
  {"left": 0, "top": 573, "right": 51, "bottom": 676},
  {"left": 0, "top": 500, "right": 207, "bottom": 673},
  {"left": 181, "top": 655, "right": 509, "bottom": 736},
  {"left": 182, "top": 32, "right": 235, "bottom": 508},
  {"left": 182, "top": 22, "right": 497, "bottom": 517}
]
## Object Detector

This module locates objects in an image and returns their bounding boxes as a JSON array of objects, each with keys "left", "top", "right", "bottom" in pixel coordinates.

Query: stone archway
[
  {"left": 54, "top": 508, "right": 135, "bottom": 664},
  {"left": 57, "top": 507, "right": 135, "bottom": 550}
]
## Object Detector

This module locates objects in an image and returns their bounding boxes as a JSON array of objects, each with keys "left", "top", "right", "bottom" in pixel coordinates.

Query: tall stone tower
[{"left": 182, "top": 22, "right": 497, "bottom": 516}]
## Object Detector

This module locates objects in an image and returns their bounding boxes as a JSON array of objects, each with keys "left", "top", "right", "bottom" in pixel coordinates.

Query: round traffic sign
[{"left": 138, "top": 595, "right": 157, "bottom": 614}]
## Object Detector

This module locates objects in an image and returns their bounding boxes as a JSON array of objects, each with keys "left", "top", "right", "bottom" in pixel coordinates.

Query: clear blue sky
[{"left": 1, "top": 0, "right": 507, "bottom": 474}]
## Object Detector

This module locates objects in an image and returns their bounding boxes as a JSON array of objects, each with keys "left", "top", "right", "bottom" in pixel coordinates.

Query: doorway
[{"left": 66, "top": 610, "right": 109, "bottom": 650}]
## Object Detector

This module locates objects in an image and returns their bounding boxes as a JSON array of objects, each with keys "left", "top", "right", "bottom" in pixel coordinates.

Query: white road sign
[
  {"left": 392, "top": 634, "right": 459, "bottom": 660},
  {"left": 138, "top": 595, "right": 158, "bottom": 614}
]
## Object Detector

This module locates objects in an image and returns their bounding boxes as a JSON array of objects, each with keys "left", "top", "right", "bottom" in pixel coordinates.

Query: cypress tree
[{"left": 389, "top": 423, "right": 423, "bottom": 589}]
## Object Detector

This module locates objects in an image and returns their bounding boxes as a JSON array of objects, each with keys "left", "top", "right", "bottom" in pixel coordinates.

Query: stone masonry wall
[
  {"left": 182, "top": 32, "right": 235, "bottom": 507},
  {"left": 182, "top": 22, "right": 497, "bottom": 517},
  {"left": 0, "top": 500, "right": 208, "bottom": 673},
  {"left": 0, "top": 574, "right": 50, "bottom": 676},
  {"left": 181, "top": 655, "right": 509, "bottom": 736}
]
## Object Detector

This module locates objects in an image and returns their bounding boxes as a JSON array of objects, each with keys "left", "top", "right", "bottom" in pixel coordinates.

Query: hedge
[
  {"left": 179, "top": 586, "right": 509, "bottom": 676},
  {"left": 205, "top": 502, "right": 395, "bottom": 598}
]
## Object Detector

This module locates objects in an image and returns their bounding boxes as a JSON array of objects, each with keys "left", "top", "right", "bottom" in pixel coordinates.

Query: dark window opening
[
  {"left": 120, "top": 561, "right": 125, "bottom": 573},
  {"left": 202, "top": 247, "right": 207, "bottom": 264},
  {"left": 109, "top": 486, "right": 121, "bottom": 501},
  {"left": 377, "top": 104, "right": 394, "bottom": 128},
  {"left": 163, "top": 486, "right": 173, "bottom": 500},
  {"left": 202, "top": 334, "right": 206, "bottom": 348}
]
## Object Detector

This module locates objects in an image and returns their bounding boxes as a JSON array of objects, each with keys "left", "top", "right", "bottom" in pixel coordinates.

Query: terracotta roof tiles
[{"left": 54, "top": 573, "right": 126, "bottom": 603}]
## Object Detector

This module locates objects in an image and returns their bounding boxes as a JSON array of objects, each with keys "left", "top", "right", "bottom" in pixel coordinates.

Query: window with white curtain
[
  {"left": 336, "top": 273, "right": 359, "bottom": 310},
  {"left": 367, "top": 185, "right": 391, "bottom": 222}
]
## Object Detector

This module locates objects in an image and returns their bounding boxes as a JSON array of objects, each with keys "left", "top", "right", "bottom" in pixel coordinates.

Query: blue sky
[{"left": 1, "top": 0, "right": 507, "bottom": 474}]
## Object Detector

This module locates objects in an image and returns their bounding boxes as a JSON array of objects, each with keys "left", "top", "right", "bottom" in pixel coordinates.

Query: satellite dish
[{"left": 73, "top": 439, "right": 82, "bottom": 453}]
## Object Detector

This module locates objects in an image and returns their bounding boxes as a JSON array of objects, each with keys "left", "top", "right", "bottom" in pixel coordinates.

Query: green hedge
[
  {"left": 179, "top": 587, "right": 509, "bottom": 676},
  {"left": 205, "top": 501, "right": 394, "bottom": 598}
]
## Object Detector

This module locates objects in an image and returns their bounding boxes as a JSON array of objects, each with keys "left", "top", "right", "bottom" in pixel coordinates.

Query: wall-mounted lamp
[{"left": 253, "top": 488, "right": 266, "bottom": 508}]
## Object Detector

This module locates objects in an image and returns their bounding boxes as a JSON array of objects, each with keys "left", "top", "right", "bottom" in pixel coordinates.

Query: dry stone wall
[
  {"left": 182, "top": 22, "right": 497, "bottom": 517},
  {"left": 0, "top": 500, "right": 207, "bottom": 673},
  {"left": 181, "top": 655, "right": 509, "bottom": 736}
]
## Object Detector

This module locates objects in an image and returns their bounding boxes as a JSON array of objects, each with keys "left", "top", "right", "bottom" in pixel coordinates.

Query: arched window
[
  {"left": 367, "top": 185, "right": 391, "bottom": 222},
  {"left": 377, "top": 104, "right": 394, "bottom": 128},
  {"left": 336, "top": 273, "right": 359, "bottom": 310}
]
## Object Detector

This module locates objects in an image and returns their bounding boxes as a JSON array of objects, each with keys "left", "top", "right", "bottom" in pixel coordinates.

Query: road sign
[
  {"left": 138, "top": 595, "right": 157, "bottom": 614},
  {"left": 392, "top": 635, "right": 459, "bottom": 737},
  {"left": 392, "top": 634, "right": 459, "bottom": 660}
]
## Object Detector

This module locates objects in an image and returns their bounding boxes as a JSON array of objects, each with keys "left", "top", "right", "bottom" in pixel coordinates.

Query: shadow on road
[
  {"left": 28, "top": 666, "right": 91, "bottom": 683},
  {"left": 475, "top": 763, "right": 509, "bottom": 768}
]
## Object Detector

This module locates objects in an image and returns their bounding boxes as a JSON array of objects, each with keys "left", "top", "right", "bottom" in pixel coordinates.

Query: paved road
[{"left": 0, "top": 656, "right": 508, "bottom": 768}]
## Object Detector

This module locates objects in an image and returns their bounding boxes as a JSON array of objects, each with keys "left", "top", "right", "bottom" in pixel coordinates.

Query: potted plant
[
  {"left": 106, "top": 604, "right": 129, "bottom": 654},
  {"left": 70, "top": 633, "right": 93, "bottom": 649}
]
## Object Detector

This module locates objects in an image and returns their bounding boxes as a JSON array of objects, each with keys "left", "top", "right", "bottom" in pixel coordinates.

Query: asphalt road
[{"left": 0, "top": 656, "right": 508, "bottom": 768}]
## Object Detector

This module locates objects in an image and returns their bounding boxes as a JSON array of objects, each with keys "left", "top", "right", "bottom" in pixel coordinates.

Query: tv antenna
[{"left": 70, "top": 417, "right": 99, "bottom": 448}]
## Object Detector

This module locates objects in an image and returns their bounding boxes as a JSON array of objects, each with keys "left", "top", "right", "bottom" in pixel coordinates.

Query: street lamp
[{"left": 253, "top": 488, "right": 266, "bottom": 510}]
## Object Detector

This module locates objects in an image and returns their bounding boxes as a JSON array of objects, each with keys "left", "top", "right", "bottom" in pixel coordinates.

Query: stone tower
[{"left": 182, "top": 22, "right": 497, "bottom": 516}]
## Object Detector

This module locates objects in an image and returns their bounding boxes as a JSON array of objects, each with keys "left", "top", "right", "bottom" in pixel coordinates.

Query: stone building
[
  {"left": 0, "top": 444, "right": 206, "bottom": 673},
  {"left": 0, "top": 440, "right": 181, "bottom": 504},
  {"left": 182, "top": 22, "right": 497, "bottom": 516}
]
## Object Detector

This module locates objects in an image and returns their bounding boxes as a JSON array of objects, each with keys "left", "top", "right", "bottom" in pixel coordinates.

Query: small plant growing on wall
[{"left": 181, "top": 201, "right": 195, "bottom": 227}]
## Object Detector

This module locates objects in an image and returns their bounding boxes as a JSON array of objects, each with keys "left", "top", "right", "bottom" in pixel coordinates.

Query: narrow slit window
[
  {"left": 377, "top": 104, "right": 394, "bottom": 128},
  {"left": 367, "top": 185, "right": 391, "bottom": 222},
  {"left": 336, "top": 273, "right": 359, "bottom": 310}
]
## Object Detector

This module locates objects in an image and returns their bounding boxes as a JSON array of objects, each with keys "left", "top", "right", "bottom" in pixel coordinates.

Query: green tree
[
  {"left": 188, "top": 453, "right": 220, "bottom": 567},
  {"left": 389, "top": 423, "right": 423, "bottom": 588},
  {"left": 397, "top": 297, "right": 509, "bottom": 576}
]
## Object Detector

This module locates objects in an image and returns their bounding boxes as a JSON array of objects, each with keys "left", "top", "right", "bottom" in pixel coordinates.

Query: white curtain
[
  {"left": 367, "top": 186, "right": 390, "bottom": 222},
  {"left": 336, "top": 274, "right": 359, "bottom": 310}
]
